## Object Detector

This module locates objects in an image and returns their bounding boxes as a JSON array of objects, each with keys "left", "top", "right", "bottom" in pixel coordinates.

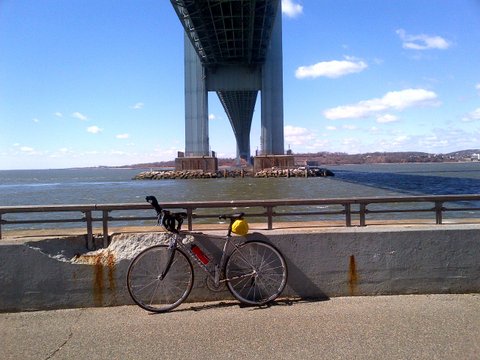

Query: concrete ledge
[{"left": 1, "top": 224, "right": 479, "bottom": 312}]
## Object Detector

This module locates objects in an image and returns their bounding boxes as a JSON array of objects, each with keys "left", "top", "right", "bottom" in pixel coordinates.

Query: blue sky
[{"left": 1, "top": 0, "right": 479, "bottom": 170}]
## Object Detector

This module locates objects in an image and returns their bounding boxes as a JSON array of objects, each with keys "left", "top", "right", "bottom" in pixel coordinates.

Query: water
[
  {"left": 332, "top": 162, "right": 480, "bottom": 196},
  {"left": 1, "top": 162, "right": 479, "bottom": 229}
]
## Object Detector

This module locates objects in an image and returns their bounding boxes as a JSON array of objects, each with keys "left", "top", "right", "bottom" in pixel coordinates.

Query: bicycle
[{"left": 126, "top": 195, "right": 288, "bottom": 313}]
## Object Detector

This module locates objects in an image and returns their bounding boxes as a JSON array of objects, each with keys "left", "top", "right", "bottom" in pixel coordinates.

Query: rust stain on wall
[
  {"left": 76, "top": 251, "right": 116, "bottom": 306},
  {"left": 93, "top": 254, "right": 104, "bottom": 306},
  {"left": 107, "top": 252, "right": 116, "bottom": 290},
  {"left": 349, "top": 255, "right": 358, "bottom": 296}
]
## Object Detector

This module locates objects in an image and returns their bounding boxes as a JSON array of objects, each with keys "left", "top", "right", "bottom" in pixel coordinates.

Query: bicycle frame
[{"left": 168, "top": 232, "right": 251, "bottom": 288}]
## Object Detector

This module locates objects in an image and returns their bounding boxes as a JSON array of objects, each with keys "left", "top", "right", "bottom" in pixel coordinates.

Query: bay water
[{"left": 1, "top": 162, "right": 479, "bottom": 229}]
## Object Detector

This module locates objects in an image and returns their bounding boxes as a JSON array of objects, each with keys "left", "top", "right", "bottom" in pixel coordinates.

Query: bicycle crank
[{"left": 206, "top": 276, "right": 226, "bottom": 292}]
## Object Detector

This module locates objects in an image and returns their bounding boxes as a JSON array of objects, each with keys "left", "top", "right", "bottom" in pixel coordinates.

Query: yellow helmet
[{"left": 232, "top": 219, "right": 249, "bottom": 236}]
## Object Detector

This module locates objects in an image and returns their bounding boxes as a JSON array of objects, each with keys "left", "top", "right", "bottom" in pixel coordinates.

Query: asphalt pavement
[{"left": 1, "top": 294, "right": 479, "bottom": 360}]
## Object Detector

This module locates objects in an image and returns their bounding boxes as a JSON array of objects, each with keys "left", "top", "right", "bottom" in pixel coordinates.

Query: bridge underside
[
  {"left": 217, "top": 90, "right": 257, "bottom": 161},
  {"left": 171, "top": 0, "right": 284, "bottom": 163}
]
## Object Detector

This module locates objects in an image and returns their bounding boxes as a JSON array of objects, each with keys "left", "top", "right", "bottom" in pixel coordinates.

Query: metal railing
[{"left": 1, "top": 194, "right": 480, "bottom": 249}]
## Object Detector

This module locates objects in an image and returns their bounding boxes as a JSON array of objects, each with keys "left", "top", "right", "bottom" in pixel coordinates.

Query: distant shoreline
[{"left": 108, "top": 149, "right": 480, "bottom": 170}]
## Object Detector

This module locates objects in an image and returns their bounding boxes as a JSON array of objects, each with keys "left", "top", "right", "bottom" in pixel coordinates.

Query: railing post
[
  {"left": 85, "top": 210, "right": 94, "bottom": 250},
  {"left": 265, "top": 206, "right": 274, "bottom": 230},
  {"left": 344, "top": 204, "right": 352, "bottom": 227},
  {"left": 102, "top": 210, "right": 109, "bottom": 248},
  {"left": 359, "top": 203, "right": 367, "bottom": 226},
  {"left": 187, "top": 208, "right": 193, "bottom": 231},
  {"left": 0, "top": 213, "right": 2, "bottom": 240},
  {"left": 435, "top": 201, "right": 443, "bottom": 224}
]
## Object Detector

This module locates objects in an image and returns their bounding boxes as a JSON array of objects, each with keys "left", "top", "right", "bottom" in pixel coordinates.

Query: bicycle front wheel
[
  {"left": 127, "top": 245, "right": 194, "bottom": 313},
  {"left": 225, "top": 241, "right": 287, "bottom": 305}
]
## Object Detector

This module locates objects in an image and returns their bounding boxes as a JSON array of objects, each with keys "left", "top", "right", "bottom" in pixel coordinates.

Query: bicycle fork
[{"left": 159, "top": 237, "right": 177, "bottom": 280}]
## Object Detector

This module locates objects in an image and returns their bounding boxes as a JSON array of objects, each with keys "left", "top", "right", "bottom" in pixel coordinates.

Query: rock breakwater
[
  {"left": 133, "top": 167, "right": 334, "bottom": 180},
  {"left": 133, "top": 169, "right": 252, "bottom": 180},
  {"left": 255, "top": 167, "right": 334, "bottom": 178}
]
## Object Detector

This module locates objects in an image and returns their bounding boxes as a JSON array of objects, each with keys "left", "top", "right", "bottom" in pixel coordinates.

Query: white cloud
[
  {"left": 396, "top": 29, "right": 451, "bottom": 50},
  {"left": 284, "top": 125, "right": 314, "bottom": 145},
  {"left": 392, "top": 135, "right": 410, "bottom": 145},
  {"left": 54, "top": 112, "right": 63, "bottom": 118},
  {"left": 418, "top": 135, "right": 448, "bottom": 148},
  {"left": 295, "top": 57, "right": 367, "bottom": 79},
  {"left": 282, "top": 0, "right": 303, "bottom": 18},
  {"left": 462, "top": 108, "right": 480, "bottom": 122},
  {"left": 72, "top": 112, "right": 88, "bottom": 121},
  {"left": 116, "top": 133, "right": 130, "bottom": 139},
  {"left": 87, "top": 125, "right": 102, "bottom": 134},
  {"left": 476, "top": 83, "right": 480, "bottom": 93},
  {"left": 376, "top": 114, "right": 399, "bottom": 123},
  {"left": 342, "top": 124, "right": 357, "bottom": 130},
  {"left": 49, "top": 148, "right": 73, "bottom": 158},
  {"left": 326, "top": 126, "right": 337, "bottom": 131},
  {"left": 33, "top": 118, "right": 40, "bottom": 123},
  {"left": 341, "top": 138, "right": 359, "bottom": 146},
  {"left": 148, "top": 147, "right": 181, "bottom": 160},
  {"left": 209, "top": 113, "right": 216, "bottom": 120},
  {"left": 20, "top": 146, "right": 35, "bottom": 153},
  {"left": 323, "top": 88, "right": 438, "bottom": 120},
  {"left": 131, "top": 102, "right": 144, "bottom": 110}
]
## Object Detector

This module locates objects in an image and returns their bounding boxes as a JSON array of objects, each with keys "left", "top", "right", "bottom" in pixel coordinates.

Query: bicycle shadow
[
  {"left": 149, "top": 297, "right": 329, "bottom": 315},
  {"left": 150, "top": 231, "right": 331, "bottom": 316},
  {"left": 246, "top": 232, "right": 330, "bottom": 302},
  {"left": 145, "top": 231, "right": 331, "bottom": 315}
]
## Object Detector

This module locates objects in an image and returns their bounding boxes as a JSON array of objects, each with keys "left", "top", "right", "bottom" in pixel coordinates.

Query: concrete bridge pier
[
  {"left": 260, "top": 3, "right": 284, "bottom": 156},
  {"left": 183, "top": 32, "right": 209, "bottom": 158}
]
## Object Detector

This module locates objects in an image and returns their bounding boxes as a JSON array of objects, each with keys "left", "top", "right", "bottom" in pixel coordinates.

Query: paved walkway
[{"left": 1, "top": 294, "right": 479, "bottom": 360}]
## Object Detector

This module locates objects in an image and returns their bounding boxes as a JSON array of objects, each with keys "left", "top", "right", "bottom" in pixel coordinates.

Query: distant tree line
[{"left": 113, "top": 149, "right": 480, "bottom": 169}]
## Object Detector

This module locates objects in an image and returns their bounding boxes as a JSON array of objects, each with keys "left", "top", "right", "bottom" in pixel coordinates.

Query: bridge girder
[{"left": 171, "top": 0, "right": 280, "bottom": 67}]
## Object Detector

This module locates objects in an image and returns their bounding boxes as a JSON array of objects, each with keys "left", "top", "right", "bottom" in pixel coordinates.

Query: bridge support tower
[{"left": 175, "top": 1, "right": 286, "bottom": 171}]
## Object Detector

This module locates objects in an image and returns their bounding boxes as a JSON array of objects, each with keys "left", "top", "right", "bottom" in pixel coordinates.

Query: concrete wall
[{"left": 1, "top": 225, "right": 479, "bottom": 312}]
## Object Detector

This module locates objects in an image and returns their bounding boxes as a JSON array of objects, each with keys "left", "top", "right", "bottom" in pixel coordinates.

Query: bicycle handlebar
[
  {"left": 146, "top": 195, "right": 246, "bottom": 234},
  {"left": 146, "top": 196, "right": 186, "bottom": 233},
  {"left": 146, "top": 195, "right": 162, "bottom": 214}
]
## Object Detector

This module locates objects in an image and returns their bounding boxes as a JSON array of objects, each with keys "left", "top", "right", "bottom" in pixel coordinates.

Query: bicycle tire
[
  {"left": 127, "top": 245, "right": 194, "bottom": 313},
  {"left": 225, "top": 241, "right": 288, "bottom": 305}
]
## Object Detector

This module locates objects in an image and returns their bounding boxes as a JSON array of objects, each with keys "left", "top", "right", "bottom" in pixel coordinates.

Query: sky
[{"left": 1, "top": 0, "right": 480, "bottom": 170}]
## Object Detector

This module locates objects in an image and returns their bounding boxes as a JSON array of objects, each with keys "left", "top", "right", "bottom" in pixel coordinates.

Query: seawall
[{"left": 1, "top": 224, "right": 479, "bottom": 312}]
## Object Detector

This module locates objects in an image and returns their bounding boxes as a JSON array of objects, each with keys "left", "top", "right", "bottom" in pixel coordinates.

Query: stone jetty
[
  {"left": 255, "top": 167, "right": 334, "bottom": 178},
  {"left": 133, "top": 170, "right": 232, "bottom": 180},
  {"left": 133, "top": 167, "right": 334, "bottom": 180}
]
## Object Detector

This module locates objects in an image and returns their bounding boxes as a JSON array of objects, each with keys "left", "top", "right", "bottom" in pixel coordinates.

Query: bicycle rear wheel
[
  {"left": 225, "top": 241, "right": 287, "bottom": 305},
  {"left": 127, "top": 245, "right": 193, "bottom": 313}
]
